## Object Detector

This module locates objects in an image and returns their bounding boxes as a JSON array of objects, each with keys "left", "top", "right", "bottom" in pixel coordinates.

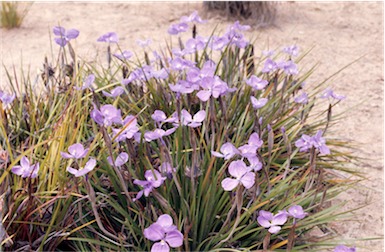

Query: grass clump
[
  {"left": 0, "top": 2, "right": 31, "bottom": 29},
  {"left": 0, "top": 11, "right": 361, "bottom": 251}
]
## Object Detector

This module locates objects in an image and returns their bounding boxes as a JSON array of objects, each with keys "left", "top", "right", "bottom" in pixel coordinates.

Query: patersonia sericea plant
[{"left": 1, "top": 8, "right": 358, "bottom": 252}]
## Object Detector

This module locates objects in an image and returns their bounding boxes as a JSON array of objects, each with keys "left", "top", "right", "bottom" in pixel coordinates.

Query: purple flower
[
  {"left": 182, "top": 37, "right": 206, "bottom": 54},
  {"left": 221, "top": 160, "right": 255, "bottom": 191},
  {"left": 209, "top": 35, "right": 229, "bottom": 51},
  {"left": 53, "top": 26, "right": 79, "bottom": 47},
  {"left": 67, "top": 158, "right": 96, "bottom": 177},
  {"left": 97, "top": 32, "right": 118, "bottom": 43},
  {"left": 74, "top": 74, "right": 95, "bottom": 91},
  {"left": 334, "top": 245, "right": 356, "bottom": 252},
  {"left": 102, "top": 86, "right": 125, "bottom": 97},
  {"left": 246, "top": 76, "right": 268, "bottom": 90},
  {"left": 196, "top": 76, "right": 233, "bottom": 102},
  {"left": 169, "top": 81, "right": 198, "bottom": 95},
  {"left": 257, "top": 210, "right": 288, "bottom": 234},
  {"left": 224, "top": 21, "right": 250, "bottom": 48},
  {"left": 143, "top": 214, "right": 183, "bottom": 252},
  {"left": 133, "top": 170, "right": 166, "bottom": 200},
  {"left": 294, "top": 92, "right": 309, "bottom": 104},
  {"left": 112, "top": 115, "right": 139, "bottom": 142},
  {"left": 121, "top": 67, "right": 145, "bottom": 85},
  {"left": 113, "top": 50, "right": 133, "bottom": 61},
  {"left": 262, "top": 58, "right": 278, "bottom": 73},
  {"left": 159, "top": 162, "right": 176, "bottom": 177},
  {"left": 295, "top": 130, "right": 330, "bottom": 155},
  {"left": 312, "top": 130, "right": 330, "bottom": 155},
  {"left": 180, "top": 10, "right": 207, "bottom": 24},
  {"left": 61, "top": 143, "right": 89, "bottom": 159},
  {"left": 187, "top": 60, "right": 216, "bottom": 82},
  {"left": 91, "top": 104, "right": 122, "bottom": 127},
  {"left": 320, "top": 87, "right": 346, "bottom": 101},
  {"left": 181, "top": 109, "right": 206, "bottom": 128},
  {"left": 168, "top": 22, "right": 189, "bottom": 35},
  {"left": 11, "top": 156, "right": 39, "bottom": 178},
  {"left": 247, "top": 156, "right": 262, "bottom": 172},
  {"left": 107, "top": 152, "right": 128, "bottom": 167},
  {"left": 230, "top": 20, "right": 251, "bottom": 31},
  {"left": 226, "top": 29, "right": 248, "bottom": 48},
  {"left": 169, "top": 57, "right": 195, "bottom": 71},
  {"left": 171, "top": 48, "right": 185, "bottom": 57},
  {"left": 283, "top": 45, "right": 299, "bottom": 57},
  {"left": 295, "top": 134, "right": 313, "bottom": 153},
  {"left": 0, "top": 91, "right": 15, "bottom": 106},
  {"left": 278, "top": 60, "right": 299, "bottom": 75},
  {"left": 238, "top": 133, "right": 263, "bottom": 158},
  {"left": 152, "top": 68, "right": 169, "bottom": 79},
  {"left": 165, "top": 112, "right": 180, "bottom": 126},
  {"left": 136, "top": 38, "right": 152, "bottom": 48},
  {"left": 152, "top": 110, "right": 168, "bottom": 124},
  {"left": 211, "top": 142, "right": 240, "bottom": 160},
  {"left": 287, "top": 205, "right": 307, "bottom": 220},
  {"left": 250, "top": 96, "right": 268, "bottom": 109},
  {"left": 144, "top": 128, "right": 177, "bottom": 142}
]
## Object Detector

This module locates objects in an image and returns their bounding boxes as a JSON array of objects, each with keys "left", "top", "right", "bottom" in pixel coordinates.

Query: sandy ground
[{"left": 0, "top": 2, "right": 383, "bottom": 251}]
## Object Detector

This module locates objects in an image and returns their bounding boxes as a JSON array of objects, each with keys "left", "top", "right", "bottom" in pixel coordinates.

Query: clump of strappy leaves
[{"left": 0, "top": 11, "right": 361, "bottom": 251}]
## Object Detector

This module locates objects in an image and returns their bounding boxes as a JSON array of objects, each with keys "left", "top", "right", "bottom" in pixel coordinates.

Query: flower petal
[
  {"left": 220, "top": 142, "right": 239, "bottom": 159},
  {"left": 272, "top": 211, "right": 288, "bottom": 226},
  {"left": 192, "top": 110, "right": 206, "bottom": 122},
  {"left": 144, "top": 223, "right": 165, "bottom": 241},
  {"left": 164, "top": 230, "right": 183, "bottom": 247},
  {"left": 66, "top": 166, "right": 79, "bottom": 176},
  {"left": 249, "top": 133, "right": 263, "bottom": 148},
  {"left": 196, "top": 90, "right": 211, "bottom": 102},
  {"left": 257, "top": 216, "right": 271, "bottom": 228},
  {"left": 20, "top": 156, "right": 30, "bottom": 169},
  {"left": 221, "top": 178, "right": 239, "bottom": 191},
  {"left": 181, "top": 109, "right": 192, "bottom": 125},
  {"left": 240, "top": 172, "right": 255, "bottom": 189},
  {"left": 53, "top": 26, "right": 65, "bottom": 36},
  {"left": 66, "top": 29, "right": 80, "bottom": 39},
  {"left": 268, "top": 225, "right": 281, "bottom": 234},
  {"left": 228, "top": 160, "right": 248, "bottom": 179},
  {"left": 151, "top": 241, "right": 170, "bottom": 252},
  {"left": 68, "top": 143, "right": 85, "bottom": 158},
  {"left": 156, "top": 214, "right": 173, "bottom": 229},
  {"left": 29, "top": 163, "right": 39, "bottom": 178},
  {"left": 259, "top": 210, "right": 273, "bottom": 220},
  {"left": 54, "top": 37, "right": 67, "bottom": 47},
  {"left": 211, "top": 151, "right": 224, "bottom": 158},
  {"left": 11, "top": 165, "right": 23, "bottom": 176}
]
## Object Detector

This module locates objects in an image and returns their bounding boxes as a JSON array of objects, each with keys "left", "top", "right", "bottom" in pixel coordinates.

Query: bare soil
[{"left": 0, "top": 2, "right": 383, "bottom": 251}]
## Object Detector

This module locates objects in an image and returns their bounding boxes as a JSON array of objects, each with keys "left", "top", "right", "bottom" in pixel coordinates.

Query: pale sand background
[{"left": 0, "top": 2, "right": 383, "bottom": 251}]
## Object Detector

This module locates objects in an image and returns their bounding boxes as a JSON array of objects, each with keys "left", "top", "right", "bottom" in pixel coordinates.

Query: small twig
[{"left": 86, "top": 179, "right": 120, "bottom": 241}]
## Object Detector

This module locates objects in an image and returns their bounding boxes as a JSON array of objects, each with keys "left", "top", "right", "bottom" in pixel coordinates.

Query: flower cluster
[
  {"left": 295, "top": 130, "right": 330, "bottom": 155},
  {"left": 215, "top": 133, "right": 264, "bottom": 191},
  {"left": 257, "top": 205, "right": 307, "bottom": 234},
  {"left": 61, "top": 143, "right": 96, "bottom": 177}
]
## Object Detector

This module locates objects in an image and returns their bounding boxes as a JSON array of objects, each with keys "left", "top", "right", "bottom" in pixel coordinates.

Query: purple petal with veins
[{"left": 250, "top": 96, "right": 268, "bottom": 109}]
